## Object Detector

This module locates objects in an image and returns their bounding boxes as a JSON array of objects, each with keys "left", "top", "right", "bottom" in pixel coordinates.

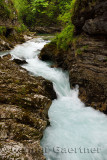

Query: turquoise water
[{"left": 10, "top": 36, "right": 107, "bottom": 160}]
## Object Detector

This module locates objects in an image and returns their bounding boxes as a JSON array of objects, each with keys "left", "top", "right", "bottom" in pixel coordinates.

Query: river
[{"left": 10, "top": 36, "right": 107, "bottom": 160}]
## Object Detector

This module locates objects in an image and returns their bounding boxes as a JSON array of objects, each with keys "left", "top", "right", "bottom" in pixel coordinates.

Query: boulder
[{"left": 13, "top": 58, "right": 27, "bottom": 65}]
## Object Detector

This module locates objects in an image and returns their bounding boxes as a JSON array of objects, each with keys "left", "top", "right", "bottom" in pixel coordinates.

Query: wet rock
[
  {"left": 0, "top": 38, "right": 13, "bottom": 51},
  {"left": 39, "top": 42, "right": 57, "bottom": 61},
  {"left": 13, "top": 58, "right": 27, "bottom": 65},
  {"left": 0, "top": 54, "right": 56, "bottom": 159},
  {"left": 39, "top": 41, "right": 65, "bottom": 68},
  {"left": 42, "top": 79, "right": 57, "bottom": 100}
]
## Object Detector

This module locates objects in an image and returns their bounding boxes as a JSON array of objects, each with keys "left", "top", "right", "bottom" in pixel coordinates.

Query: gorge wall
[
  {"left": 40, "top": 0, "right": 107, "bottom": 113},
  {"left": 0, "top": 54, "right": 56, "bottom": 159}
]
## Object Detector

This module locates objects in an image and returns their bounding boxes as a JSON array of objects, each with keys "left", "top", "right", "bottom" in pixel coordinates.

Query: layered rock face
[
  {"left": 65, "top": 35, "right": 107, "bottom": 113},
  {"left": 66, "top": 0, "right": 107, "bottom": 112},
  {"left": 40, "top": 0, "right": 107, "bottom": 113},
  {"left": 0, "top": 55, "right": 56, "bottom": 159}
]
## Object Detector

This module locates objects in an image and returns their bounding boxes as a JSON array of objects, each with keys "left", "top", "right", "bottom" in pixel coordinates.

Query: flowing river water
[{"left": 9, "top": 36, "right": 107, "bottom": 160}]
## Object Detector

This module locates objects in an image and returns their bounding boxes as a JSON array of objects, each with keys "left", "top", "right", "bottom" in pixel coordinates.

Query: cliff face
[
  {"left": 40, "top": 0, "right": 107, "bottom": 113},
  {"left": 0, "top": 55, "right": 56, "bottom": 159},
  {"left": 72, "top": 0, "right": 107, "bottom": 35},
  {"left": 64, "top": 0, "right": 107, "bottom": 112},
  {"left": 0, "top": 0, "right": 25, "bottom": 51}
]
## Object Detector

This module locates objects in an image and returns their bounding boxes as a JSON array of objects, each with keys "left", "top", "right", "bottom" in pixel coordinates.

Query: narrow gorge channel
[{"left": 10, "top": 36, "right": 107, "bottom": 160}]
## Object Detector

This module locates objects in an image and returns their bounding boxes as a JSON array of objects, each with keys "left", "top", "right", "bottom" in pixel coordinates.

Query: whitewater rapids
[{"left": 10, "top": 36, "right": 107, "bottom": 160}]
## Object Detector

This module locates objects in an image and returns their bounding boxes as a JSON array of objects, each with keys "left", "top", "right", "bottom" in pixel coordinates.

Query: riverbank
[
  {"left": 0, "top": 50, "right": 56, "bottom": 159},
  {"left": 0, "top": 31, "right": 36, "bottom": 51}
]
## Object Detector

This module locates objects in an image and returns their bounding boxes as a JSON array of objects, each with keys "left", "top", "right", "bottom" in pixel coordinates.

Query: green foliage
[
  {"left": 52, "top": 0, "right": 76, "bottom": 50},
  {"left": 55, "top": 24, "right": 74, "bottom": 50},
  {"left": 12, "top": 0, "right": 31, "bottom": 22},
  {"left": 0, "top": 0, "right": 27, "bottom": 37},
  {"left": 0, "top": 0, "right": 78, "bottom": 50},
  {"left": 0, "top": 0, "right": 12, "bottom": 18},
  {"left": 14, "top": 24, "right": 27, "bottom": 33},
  {"left": 58, "top": 0, "right": 76, "bottom": 24},
  {"left": 0, "top": 26, "right": 6, "bottom": 35},
  {"left": 31, "top": 0, "right": 49, "bottom": 13},
  {"left": 12, "top": 0, "right": 75, "bottom": 27},
  {"left": 58, "top": 2, "right": 72, "bottom": 24},
  {"left": 13, "top": 0, "right": 49, "bottom": 26}
]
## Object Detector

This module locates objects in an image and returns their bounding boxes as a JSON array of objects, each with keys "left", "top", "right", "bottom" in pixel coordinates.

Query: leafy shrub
[
  {"left": 55, "top": 24, "right": 74, "bottom": 50},
  {"left": 12, "top": 0, "right": 75, "bottom": 27},
  {"left": 52, "top": 0, "right": 76, "bottom": 50}
]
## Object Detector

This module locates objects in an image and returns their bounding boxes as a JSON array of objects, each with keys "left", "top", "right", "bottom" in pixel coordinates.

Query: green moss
[
  {"left": 54, "top": 24, "right": 74, "bottom": 51},
  {"left": 51, "top": 0, "right": 77, "bottom": 51},
  {"left": 76, "top": 48, "right": 83, "bottom": 55},
  {"left": 0, "top": 26, "right": 6, "bottom": 35},
  {"left": 75, "top": 45, "right": 89, "bottom": 55},
  {"left": 82, "top": 45, "right": 89, "bottom": 50},
  {"left": 72, "top": 36, "right": 81, "bottom": 48}
]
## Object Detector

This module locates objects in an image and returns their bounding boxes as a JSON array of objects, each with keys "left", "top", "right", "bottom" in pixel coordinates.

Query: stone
[
  {"left": 0, "top": 54, "right": 56, "bottom": 159},
  {"left": 13, "top": 58, "right": 27, "bottom": 65}
]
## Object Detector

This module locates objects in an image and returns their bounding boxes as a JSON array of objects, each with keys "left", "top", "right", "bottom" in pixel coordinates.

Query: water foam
[{"left": 10, "top": 36, "right": 107, "bottom": 160}]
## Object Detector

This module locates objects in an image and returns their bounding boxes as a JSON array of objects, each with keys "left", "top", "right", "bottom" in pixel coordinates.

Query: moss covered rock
[{"left": 0, "top": 0, "right": 28, "bottom": 51}]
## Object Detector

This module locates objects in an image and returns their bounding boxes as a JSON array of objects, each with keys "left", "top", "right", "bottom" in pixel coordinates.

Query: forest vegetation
[
  {"left": 0, "top": 0, "right": 77, "bottom": 50},
  {"left": 12, "top": 0, "right": 76, "bottom": 49}
]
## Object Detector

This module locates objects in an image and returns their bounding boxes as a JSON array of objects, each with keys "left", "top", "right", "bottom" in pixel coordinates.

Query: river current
[{"left": 10, "top": 36, "right": 107, "bottom": 160}]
